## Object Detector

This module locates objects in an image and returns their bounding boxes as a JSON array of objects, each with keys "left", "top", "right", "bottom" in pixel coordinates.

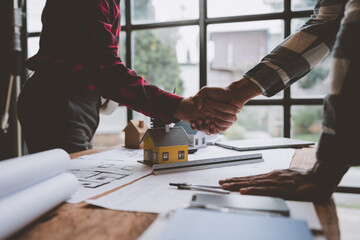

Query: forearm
[
  {"left": 225, "top": 77, "right": 263, "bottom": 107},
  {"left": 244, "top": 0, "right": 346, "bottom": 97},
  {"left": 96, "top": 62, "right": 183, "bottom": 123}
]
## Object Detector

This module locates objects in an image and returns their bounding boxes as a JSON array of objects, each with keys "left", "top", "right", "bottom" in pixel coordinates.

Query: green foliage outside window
[
  {"left": 133, "top": 0, "right": 184, "bottom": 95},
  {"left": 292, "top": 106, "right": 323, "bottom": 142}
]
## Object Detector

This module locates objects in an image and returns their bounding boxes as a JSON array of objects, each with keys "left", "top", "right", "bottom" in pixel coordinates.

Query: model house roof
[
  {"left": 140, "top": 127, "right": 191, "bottom": 147},
  {"left": 174, "top": 121, "right": 198, "bottom": 135},
  {"left": 123, "top": 120, "right": 148, "bottom": 134}
]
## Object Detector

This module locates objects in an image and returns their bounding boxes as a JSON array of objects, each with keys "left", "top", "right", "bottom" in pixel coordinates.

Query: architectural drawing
[{"left": 69, "top": 163, "right": 137, "bottom": 189}]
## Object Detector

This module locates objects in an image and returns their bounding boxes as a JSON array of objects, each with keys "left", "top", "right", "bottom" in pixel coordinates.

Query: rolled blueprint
[
  {"left": 0, "top": 172, "right": 78, "bottom": 239},
  {"left": 0, "top": 148, "right": 70, "bottom": 198}
]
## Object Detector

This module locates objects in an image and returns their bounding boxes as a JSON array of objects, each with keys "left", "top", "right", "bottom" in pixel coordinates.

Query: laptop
[{"left": 215, "top": 137, "right": 315, "bottom": 151}]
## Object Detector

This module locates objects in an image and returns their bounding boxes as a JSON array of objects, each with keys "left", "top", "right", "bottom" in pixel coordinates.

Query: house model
[
  {"left": 122, "top": 120, "right": 148, "bottom": 149},
  {"left": 175, "top": 121, "right": 207, "bottom": 149},
  {"left": 140, "top": 126, "right": 191, "bottom": 164}
]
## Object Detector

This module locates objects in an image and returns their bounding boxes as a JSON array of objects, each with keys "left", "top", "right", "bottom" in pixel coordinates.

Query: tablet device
[
  {"left": 190, "top": 193, "right": 290, "bottom": 216},
  {"left": 215, "top": 137, "right": 314, "bottom": 151}
]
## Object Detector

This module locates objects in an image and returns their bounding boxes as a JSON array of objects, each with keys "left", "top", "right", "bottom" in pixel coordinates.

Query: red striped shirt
[{"left": 26, "top": 0, "right": 183, "bottom": 123}]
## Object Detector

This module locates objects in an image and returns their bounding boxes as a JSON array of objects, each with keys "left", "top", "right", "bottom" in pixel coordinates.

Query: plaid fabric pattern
[
  {"left": 26, "top": 0, "right": 182, "bottom": 123},
  {"left": 245, "top": 0, "right": 346, "bottom": 97},
  {"left": 317, "top": 0, "right": 360, "bottom": 167},
  {"left": 245, "top": 0, "right": 360, "bottom": 167}
]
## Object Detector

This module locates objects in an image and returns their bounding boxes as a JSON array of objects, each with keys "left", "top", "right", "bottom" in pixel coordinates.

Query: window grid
[
  {"left": 178, "top": 151, "right": 185, "bottom": 160},
  {"left": 23, "top": 0, "right": 360, "bottom": 195},
  {"left": 120, "top": 0, "right": 316, "bottom": 137},
  {"left": 25, "top": 0, "right": 319, "bottom": 136},
  {"left": 24, "top": 1, "right": 319, "bottom": 137}
]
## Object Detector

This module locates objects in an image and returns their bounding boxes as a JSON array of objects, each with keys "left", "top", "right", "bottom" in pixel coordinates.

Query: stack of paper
[{"left": 0, "top": 149, "right": 78, "bottom": 239}]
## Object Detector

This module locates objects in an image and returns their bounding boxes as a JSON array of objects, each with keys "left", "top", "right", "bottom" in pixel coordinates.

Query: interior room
[{"left": 1, "top": 0, "right": 359, "bottom": 239}]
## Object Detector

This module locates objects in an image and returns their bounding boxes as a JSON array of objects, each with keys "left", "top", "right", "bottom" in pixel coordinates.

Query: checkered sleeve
[
  {"left": 244, "top": 0, "right": 347, "bottom": 97},
  {"left": 316, "top": 0, "right": 360, "bottom": 168}
]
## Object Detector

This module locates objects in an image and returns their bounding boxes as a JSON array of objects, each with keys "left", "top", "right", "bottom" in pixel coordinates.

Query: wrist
[
  {"left": 311, "top": 162, "right": 349, "bottom": 188},
  {"left": 173, "top": 97, "right": 192, "bottom": 122},
  {"left": 225, "top": 77, "right": 263, "bottom": 105}
]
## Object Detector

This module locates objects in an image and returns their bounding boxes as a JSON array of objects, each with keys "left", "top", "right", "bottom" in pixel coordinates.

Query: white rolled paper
[
  {"left": 0, "top": 148, "right": 70, "bottom": 198},
  {"left": 0, "top": 172, "right": 78, "bottom": 239}
]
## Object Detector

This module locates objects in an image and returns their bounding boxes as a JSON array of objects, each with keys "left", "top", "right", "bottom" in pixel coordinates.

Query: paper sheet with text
[{"left": 86, "top": 148, "right": 296, "bottom": 212}]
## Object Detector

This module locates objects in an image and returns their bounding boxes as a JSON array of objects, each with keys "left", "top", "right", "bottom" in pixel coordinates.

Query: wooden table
[{"left": 12, "top": 146, "right": 340, "bottom": 240}]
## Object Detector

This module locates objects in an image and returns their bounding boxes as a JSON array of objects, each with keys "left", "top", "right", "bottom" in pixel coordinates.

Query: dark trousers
[{"left": 17, "top": 71, "right": 101, "bottom": 154}]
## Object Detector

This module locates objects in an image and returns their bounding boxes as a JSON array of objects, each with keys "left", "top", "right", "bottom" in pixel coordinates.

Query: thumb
[
  {"left": 194, "top": 87, "right": 230, "bottom": 110},
  {"left": 229, "top": 98, "right": 246, "bottom": 110},
  {"left": 203, "top": 87, "right": 230, "bottom": 102},
  {"left": 192, "top": 95, "right": 204, "bottom": 110}
]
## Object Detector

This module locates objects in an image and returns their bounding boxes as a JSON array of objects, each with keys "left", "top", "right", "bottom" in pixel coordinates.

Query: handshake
[{"left": 174, "top": 78, "right": 263, "bottom": 134}]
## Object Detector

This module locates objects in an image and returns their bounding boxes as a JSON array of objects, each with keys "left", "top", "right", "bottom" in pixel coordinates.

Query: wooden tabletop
[{"left": 11, "top": 146, "right": 339, "bottom": 240}]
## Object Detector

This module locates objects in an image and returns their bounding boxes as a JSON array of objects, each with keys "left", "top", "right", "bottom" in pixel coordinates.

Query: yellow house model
[{"left": 140, "top": 127, "right": 192, "bottom": 164}]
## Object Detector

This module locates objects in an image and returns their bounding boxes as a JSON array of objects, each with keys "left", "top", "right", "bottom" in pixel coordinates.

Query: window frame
[
  {"left": 25, "top": 0, "right": 318, "bottom": 136},
  {"left": 178, "top": 150, "right": 185, "bottom": 160},
  {"left": 121, "top": 0, "right": 320, "bottom": 137},
  {"left": 24, "top": 0, "right": 359, "bottom": 194},
  {"left": 162, "top": 152, "right": 169, "bottom": 161}
]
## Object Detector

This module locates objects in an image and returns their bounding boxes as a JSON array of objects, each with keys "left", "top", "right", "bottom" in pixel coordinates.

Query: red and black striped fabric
[{"left": 26, "top": 0, "right": 183, "bottom": 124}]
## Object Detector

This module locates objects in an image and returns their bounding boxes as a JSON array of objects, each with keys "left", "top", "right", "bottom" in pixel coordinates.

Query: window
[
  {"left": 202, "top": 137, "right": 205, "bottom": 144},
  {"left": 178, "top": 150, "right": 185, "bottom": 160},
  {"left": 195, "top": 139, "right": 198, "bottom": 146},
  {"left": 24, "top": 1, "right": 359, "bottom": 237},
  {"left": 162, "top": 152, "right": 169, "bottom": 161},
  {"left": 26, "top": 1, "right": 326, "bottom": 144}
]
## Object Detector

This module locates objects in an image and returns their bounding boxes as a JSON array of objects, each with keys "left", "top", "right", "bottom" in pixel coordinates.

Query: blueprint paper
[
  {"left": 86, "top": 149, "right": 295, "bottom": 213},
  {"left": 78, "top": 147, "right": 143, "bottom": 161},
  {"left": 0, "top": 173, "right": 78, "bottom": 239},
  {"left": 78, "top": 145, "right": 293, "bottom": 169},
  {"left": 88, "top": 148, "right": 321, "bottom": 230},
  {"left": 66, "top": 158, "right": 152, "bottom": 203},
  {"left": 0, "top": 148, "right": 70, "bottom": 199},
  {"left": 188, "top": 145, "right": 262, "bottom": 161}
]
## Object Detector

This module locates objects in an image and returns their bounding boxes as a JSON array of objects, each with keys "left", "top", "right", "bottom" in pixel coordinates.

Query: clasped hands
[{"left": 174, "top": 77, "right": 263, "bottom": 134}]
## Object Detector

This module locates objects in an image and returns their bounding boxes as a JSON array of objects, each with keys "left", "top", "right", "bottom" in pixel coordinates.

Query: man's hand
[
  {"left": 192, "top": 87, "right": 233, "bottom": 110},
  {"left": 191, "top": 78, "right": 263, "bottom": 134},
  {"left": 174, "top": 97, "right": 238, "bottom": 132},
  {"left": 219, "top": 166, "right": 345, "bottom": 202}
]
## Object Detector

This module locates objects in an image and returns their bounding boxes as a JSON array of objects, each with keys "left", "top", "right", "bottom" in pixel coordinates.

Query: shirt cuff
[{"left": 244, "top": 62, "right": 285, "bottom": 97}]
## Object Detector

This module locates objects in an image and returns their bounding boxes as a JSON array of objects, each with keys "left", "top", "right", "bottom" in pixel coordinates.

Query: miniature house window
[
  {"left": 202, "top": 137, "right": 205, "bottom": 144},
  {"left": 162, "top": 152, "right": 169, "bottom": 161},
  {"left": 153, "top": 152, "right": 158, "bottom": 162},
  {"left": 144, "top": 150, "right": 149, "bottom": 160},
  {"left": 178, "top": 151, "right": 185, "bottom": 160},
  {"left": 195, "top": 139, "right": 198, "bottom": 146}
]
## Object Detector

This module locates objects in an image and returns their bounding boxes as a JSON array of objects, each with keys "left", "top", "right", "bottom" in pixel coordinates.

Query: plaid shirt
[
  {"left": 245, "top": 0, "right": 360, "bottom": 168},
  {"left": 26, "top": 0, "right": 182, "bottom": 123}
]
